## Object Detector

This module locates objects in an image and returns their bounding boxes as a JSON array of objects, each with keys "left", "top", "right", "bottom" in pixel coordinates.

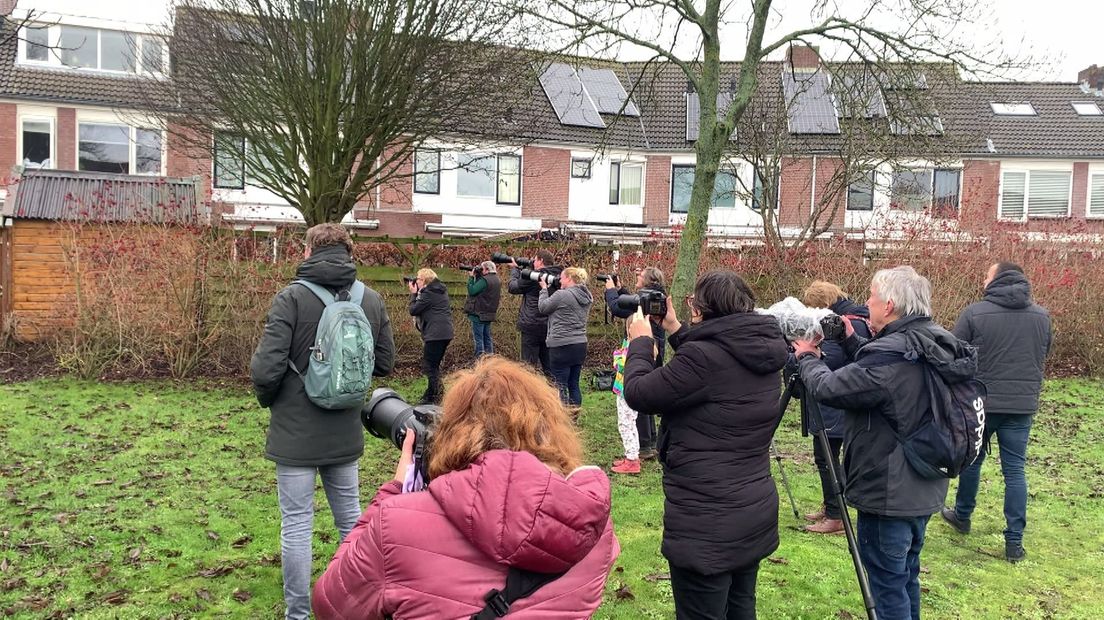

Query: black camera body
[
  {"left": 596, "top": 274, "right": 620, "bottom": 286},
  {"left": 520, "top": 268, "right": 559, "bottom": 287},
  {"left": 401, "top": 275, "right": 416, "bottom": 285},
  {"left": 819, "top": 314, "right": 846, "bottom": 341},
  {"left": 616, "top": 288, "right": 667, "bottom": 317},
  {"left": 491, "top": 252, "right": 533, "bottom": 268},
  {"left": 460, "top": 264, "right": 483, "bottom": 276},
  {"left": 362, "top": 389, "right": 441, "bottom": 481}
]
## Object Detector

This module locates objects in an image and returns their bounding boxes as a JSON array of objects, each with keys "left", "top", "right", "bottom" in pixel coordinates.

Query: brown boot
[
  {"left": 805, "top": 518, "right": 844, "bottom": 535},
  {"left": 804, "top": 506, "right": 826, "bottom": 522}
]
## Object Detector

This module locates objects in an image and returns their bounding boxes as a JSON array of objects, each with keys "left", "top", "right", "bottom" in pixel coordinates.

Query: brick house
[{"left": 0, "top": 8, "right": 1102, "bottom": 242}]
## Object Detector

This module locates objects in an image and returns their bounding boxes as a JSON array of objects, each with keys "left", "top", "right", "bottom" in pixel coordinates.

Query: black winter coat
[
  {"left": 622, "top": 313, "right": 788, "bottom": 574},
  {"left": 250, "top": 245, "right": 396, "bottom": 467},
  {"left": 507, "top": 266, "right": 563, "bottom": 331},
  {"left": 409, "top": 280, "right": 454, "bottom": 342},
  {"left": 799, "top": 316, "right": 976, "bottom": 517},
  {"left": 953, "top": 270, "right": 1051, "bottom": 415},
  {"left": 810, "top": 299, "right": 874, "bottom": 439}
]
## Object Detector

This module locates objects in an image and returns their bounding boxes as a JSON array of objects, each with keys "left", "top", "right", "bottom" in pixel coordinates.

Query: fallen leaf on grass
[
  {"left": 168, "top": 592, "right": 182, "bottom": 603},
  {"left": 232, "top": 589, "right": 252, "bottom": 603},
  {"left": 89, "top": 564, "right": 111, "bottom": 581},
  {"left": 614, "top": 583, "right": 634, "bottom": 600},
  {"left": 102, "top": 590, "right": 128, "bottom": 605},
  {"left": 2, "top": 577, "right": 27, "bottom": 592},
  {"left": 206, "top": 530, "right": 220, "bottom": 541},
  {"left": 643, "top": 572, "right": 670, "bottom": 582},
  {"left": 128, "top": 547, "right": 142, "bottom": 561},
  {"left": 0, "top": 558, "right": 8, "bottom": 572},
  {"left": 91, "top": 479, "right": 114, "bottom": 486},
  {"left": 767, "top": 556, "right": 789, "bottom": 565},
  {"left": 195, "top": 589, "right": 212, "bottom": 602},
  {"left": 231, "top": 535, "right": 252, "bottom": 549},
  {"left": 197, "top": 565, "right": 235, "bottom": 578},
  {"left": 837, "top": 611, "right": 857, "bottom": 619}
]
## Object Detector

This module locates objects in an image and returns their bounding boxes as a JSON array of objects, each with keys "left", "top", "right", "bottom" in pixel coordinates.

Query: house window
[
  {"left": 25, "top": 26, "right": 49, "bottom": 62},
  {"left": 140, "top": 37, "right": 166, "bottom": 74},
  {"left": 670, "top": 164, "right": 739, "bottom": 213},
  {"left": 610, "top": 162, "right": 643, "bottom": 206},
  {"left": 847, "top": 171, "right": 876, "bottom": 211},
  {"left": 932, "top": 169, "right": 961, "bottom": 216},
  {"left": 413, "top": 149, "right": 440, "bottom": 194},
  {"left": 608, "top": 162, "right": 620, "bottom": 204},
  {"left": 752, "top": 166, "right": 778, "bottom": 210},
  {"left": 100, "top": 30, "right": 136, "bottom": 72},
  {"left": 497, "top": 154, "right": 521, "bottom": 205},
  {"left": 59, "top": 26, "right": 98, "bottom": 69},
  {"left": 1071, "top": 102, "right": 1102, "bottom": 116},
  {"left": 21, "top": 118, "right": 53, "bottom": 168},
  {"left": 570, "top": 158, "right": 592, "bottom": 179},
  {"left": 890, "top": 169, "right": 933, "bottom": 211},
  {"left": 990, "top": 102, "right": 1036, "bottom": 116},
  {"left": 78, "top": 123, "right": 131, "bottom": 173},
  {"left": 457, "top": 154, "right": 496, "bottom": 199},
  {"left": 135, "top": 128, "right": 162, "bottom": 174},
  {"left": 1089, "top": 173, "right": 1104, "bottom": 218},
  {"left": 214, "top": 133, "right": 246, "bottom": 189},
  {"left": 999, "top": 168, "right": 1072, "bottom": 220}
]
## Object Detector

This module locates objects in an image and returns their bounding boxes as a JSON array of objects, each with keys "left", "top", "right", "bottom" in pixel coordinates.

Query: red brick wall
[
  {"left": 521, "top": 146, "right": 569, "bottom": 225},
  {"left": 378, "top": 147, "right": 413, "bottom": 212},
  {"left": 814, "top": 157, "right": 846, "bottom": 228},
  {"left": 368, "top": 211, "right": 441, "bottom": 238},
  {"left": 644, "top": 155, "right": 671, "bottom": 226},
  {"left": 960, "top": 159, "right": 1000, "bottom": 227},
  {"left": 56, "top": 108, "right": 76, "bottom": 170},
  {"left": 787, "top": 45, "right": 821, "bottom": 70},
  {"left": 0, "top": 103, "right": 15, "bottom": 180},
  {"left": 1072, "top": 162, "right": 1089, "bottom": 218},
  {"left": 778, "top": 157, "right": 812, "bottom": 227},
  {"left": 165, "top": 123, "right": 213, "bottom": 201}
]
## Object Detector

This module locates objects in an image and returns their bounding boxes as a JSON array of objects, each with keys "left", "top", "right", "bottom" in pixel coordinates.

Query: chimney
[
  {"left": 1078, "top": 65, "right": 1104, "bottom": 91},
  {"left": 786, "top": 44, "right": 821, "bottom": 72}
]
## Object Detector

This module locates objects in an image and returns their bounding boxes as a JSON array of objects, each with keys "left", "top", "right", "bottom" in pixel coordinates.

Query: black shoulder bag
[{"left": 471, "top": 567, "right": 566, "bottom": 619}]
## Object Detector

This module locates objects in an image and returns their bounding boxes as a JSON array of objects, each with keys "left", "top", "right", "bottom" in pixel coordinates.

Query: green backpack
[{"left": 288, "top": 280, "right": 376, "bottom": 410}]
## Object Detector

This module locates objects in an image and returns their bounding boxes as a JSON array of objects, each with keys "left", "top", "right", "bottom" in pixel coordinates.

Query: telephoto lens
[
  {"left": 616, "top": 289, "right": 667, "bottom": 316},
  {"left": 520, "top": 268, "right": 559, "bottom": 287},
  {"left": 362, "top": 388, "right": 440, "bottom": 451},
  {"left": 491, "top": 253, "right": 533, "bottom": 268},
  {"left": 401, "top": 275, "right": 416, "bottom": 284}
]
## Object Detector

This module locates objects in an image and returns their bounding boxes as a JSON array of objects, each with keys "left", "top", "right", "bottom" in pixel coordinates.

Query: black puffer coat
[
  {"left": 250, "top": 245, "right": 396, "bottom": 467},
  {"left": 622, "top": 313, "right": 789, "bottom": 574},
  {"left": 409, "top": 280, "right": 454, "bottom": 342},
  {"left": 953, "top": 270, "right": 1051, "bottom": 415},
  {"left": 810, "top": 299, "right": 874, "bottom": 439}
]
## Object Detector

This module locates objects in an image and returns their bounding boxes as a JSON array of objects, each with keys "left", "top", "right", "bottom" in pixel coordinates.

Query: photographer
[
  {"left": 312, "top": 357, "right": 619, "bottom": 619},
  {"left": 462, "top": 261, "right": 501, "bottom": 358},
  {"left": 408, "top": 268, "right": 453, "bottom": 405},
  {"left": 507, "top": 249, "right": 562, "bottom": 375},
  {"left": 621, "top": 270, "right": 788, "bottom": 619},
  {"left": 537, "top": 267, "right": 593, "bottom": 408},
  {"left": 799, "top": 281, "right": 873, "bottom": 535},
  {"left": 793, "top": 266, "right": 977, "bottom": 620},
  {"left": 604, "top": 267, "right": 666, "bottom": 474}
]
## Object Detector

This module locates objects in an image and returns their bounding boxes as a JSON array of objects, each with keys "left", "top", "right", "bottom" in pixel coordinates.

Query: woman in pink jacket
[{"left": 313, "top": 356, "right": 620, "bottom": 619}]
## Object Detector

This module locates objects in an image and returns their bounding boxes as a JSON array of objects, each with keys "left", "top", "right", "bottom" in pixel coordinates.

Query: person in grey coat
[
  {"left": 408, "top": 268, "right": 454, "bottom": 405},
  {"left": 250, "top": 223, "right": 395, "bottom": 620},
  {"left": 794, "top": 266, "right": 977, "bottom": 620},
  {"left": 941, "top": 262, "right": 1052, "bottom": 563},
  {"left": 537, "top": 266, "right": 593, "bottom": 407}
]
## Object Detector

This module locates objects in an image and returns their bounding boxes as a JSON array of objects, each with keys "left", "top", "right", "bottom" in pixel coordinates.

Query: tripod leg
[{"left": 771, "top": 441, "right": 801, "bottom": 520}]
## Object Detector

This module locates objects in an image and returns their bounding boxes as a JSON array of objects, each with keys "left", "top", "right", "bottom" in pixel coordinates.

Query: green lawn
[{"left": 1, "top": 376, "right": 1102, "bottom": 619}]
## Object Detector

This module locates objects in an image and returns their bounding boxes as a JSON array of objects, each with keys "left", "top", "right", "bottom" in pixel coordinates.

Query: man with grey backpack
[{"left": 251, "top": 223, "right": 395, "bottom": 620}]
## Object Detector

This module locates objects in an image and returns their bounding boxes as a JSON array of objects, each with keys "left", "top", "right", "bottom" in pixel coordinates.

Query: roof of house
[
  {"left": 4, "top": 169, "right": 201, "bottom": 222},
  {"left": 959, "top": 81, "right": 1104, "bottom": 157}
]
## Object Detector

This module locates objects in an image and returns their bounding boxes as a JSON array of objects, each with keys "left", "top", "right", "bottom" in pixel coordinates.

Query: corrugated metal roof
[{"left": 5, "top": 169, "right": 201, "bottom": 223}]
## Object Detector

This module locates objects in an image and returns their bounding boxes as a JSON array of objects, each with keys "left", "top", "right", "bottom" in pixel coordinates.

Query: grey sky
[{"left": 21, "top": 0, "right": 1103, "bottom": 81}]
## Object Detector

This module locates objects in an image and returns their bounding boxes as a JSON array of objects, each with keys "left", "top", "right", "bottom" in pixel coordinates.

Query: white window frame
[
  {"left": 1088, "top": 169, "right": 1104, "bottom": 219},
  {"left": 17, "top": 24, "right": 169, "bottom": 76},
  {"left": 1072, "top": 102, "right": 1103, "bottom": 116},
  {"left": 610, "top": 160, "right": 644, "bottom": 207},
  {"left": 455, "top": 152, "right": 498, "bottom": 200},
  {"left": 76, "top": 121, "right": 165, "bottom": 176},
  {"left": 888, "top": 167, "right": 963, "bottom": 213},
  {"left": 990, "top": 102, "right": 1037, "bottom": 116},
  {"left": 17, "top": 114, "right": 56, "bottom": 170},
  {"left": 997, "top": 165, "right": 1074, "bottom": 221}
]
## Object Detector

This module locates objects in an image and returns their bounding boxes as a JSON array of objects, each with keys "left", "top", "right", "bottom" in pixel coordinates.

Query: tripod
[{"left": 777, "top": 373, "right": 878, "bottom": 620}]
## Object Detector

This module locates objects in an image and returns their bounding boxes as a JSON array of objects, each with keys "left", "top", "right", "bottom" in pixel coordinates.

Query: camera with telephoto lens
[
  {"left": 759, "top": 297, "right": 841, "bottom": 343},
  {"left": 459, "top": 264, "right": 483, "bottom": 276},
  {"left": 491, "top": 252, "right": 532, "bottom": 268},
  {"left": 616, "top": 288, "right": 667, "bottom": 317},
  {"left": 519, "top": 268, "right": 559, "bottom": 287},
  {"left": 819, "top": 314, "right": 846, "bottom": 342},
  {"left": 596, "top": 274, "right": 620, "bottom": 286},
  {"left": 362, "top": 388, "right": 441, "bottom": 480},
  {"left": 401, "top": 275, "right": 416, "bottom": 285}
]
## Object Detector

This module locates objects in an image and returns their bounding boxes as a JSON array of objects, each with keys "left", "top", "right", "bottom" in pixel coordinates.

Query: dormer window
[
  {"left": 1072, "top": 101, "right": 1102, "bottom": 116},
  {"left": 19, "top": 24, "right": 168, "bottom": 76},
  {"left": 990, "top": 102, "right": 1037, "bottom": 116}
]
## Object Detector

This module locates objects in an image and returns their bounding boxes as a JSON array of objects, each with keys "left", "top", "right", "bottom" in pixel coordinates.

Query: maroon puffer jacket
[{"left": 313, "top": 450, "right": 620, "bottom": 619}]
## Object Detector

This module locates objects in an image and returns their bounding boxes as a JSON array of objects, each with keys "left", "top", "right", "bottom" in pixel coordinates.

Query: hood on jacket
[
  {"left": 429, "top": 450, "right": 611, "bottom": 573},
  {"left": 296, "top": 245, "right": 357, "bottom": 290},
  {"left": 682, "top": 312, "right": 788, "bottom": 375},
  {"left": 421, "top": 280, "right": 449, "bottom": 296},
  {"left": 984, "top": 270, "right": 1032, "bottom": 310},
  {"left": 886, "top": 316, "right": 978, "bottom": 384},
  {"left": 564, "top": 284, "right": 594, "bottom": 306},
  {"left": 831, "top": 298, "right": 870, "bottom": 319}
]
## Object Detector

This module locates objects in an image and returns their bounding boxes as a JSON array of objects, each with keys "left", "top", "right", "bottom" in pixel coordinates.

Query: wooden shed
[{"left": 0, "top": 170, "right": 201, "bottom": 340}]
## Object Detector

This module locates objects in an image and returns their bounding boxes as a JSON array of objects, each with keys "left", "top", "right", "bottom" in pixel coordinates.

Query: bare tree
[
  {"left": 146, "top": 0, "right": 534, "bottom": 226},
  {"left": 533, "top": 0, "right": 1029, "bottom": 316}
]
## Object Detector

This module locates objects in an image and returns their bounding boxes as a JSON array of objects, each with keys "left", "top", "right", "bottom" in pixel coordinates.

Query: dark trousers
[
  {"left": 813, "top": 436, "right": 845, "bottom": 519},
  {"left": 419, "top": 339, "right": 450, "bottom": 404},
  {"left": 636, "top": 413, "right": 657, "bottom": 449},
  {"left": 953, "top": 413, "right": 1033, "bottom": 545},
  {"left": 549, "top": 343, "right": 586, "bottom": 407},
  {"left": 669, "top": 562, "right": 759, "bottom": 620},
  {"left": 857, "top": 512, "right": 931, "bottom": 620},
  {"left": 519, "top": 326, "right": 551, "bottom": 377}
]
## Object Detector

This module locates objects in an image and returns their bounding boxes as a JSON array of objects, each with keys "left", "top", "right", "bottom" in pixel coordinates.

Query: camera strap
[{"left": 471, "top": 567, "right": 566, "bottom": 619}]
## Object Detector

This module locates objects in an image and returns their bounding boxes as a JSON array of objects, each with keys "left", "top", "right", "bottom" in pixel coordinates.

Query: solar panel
[
  {"left": 686, "top": 92, "right": 735, "bottom": 141},
  {"left": 539, "top": 63, "right": 605, "bottom": 129},
  {"left": 834, "top": 73, "right": 887, "bottom": 119},
  {"left": 578, "top": 68, "right": 640, "bottom": 116},
  {"left": 783, "top": 69, "right": 840, "bottom": 134}
]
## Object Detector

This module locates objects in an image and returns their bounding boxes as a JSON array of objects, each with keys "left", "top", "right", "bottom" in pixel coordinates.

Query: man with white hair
[{"left": 793, "top": 266, "right": 977, "bottom": 620}]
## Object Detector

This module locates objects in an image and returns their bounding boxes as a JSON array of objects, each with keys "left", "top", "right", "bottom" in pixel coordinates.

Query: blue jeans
[
  {"left": 953, "top": 413, "right": 1033, "bottom": 545},
  {"left": 276, "top": 461, "right": 362, "bottom": 620},
  {"left": 549, "top": 343, "right": 586, "bottom": 406},
  {"left": 857, "top": 512, "right": 931, "bottom": 620},
  {"left": 469, "top": 317, "right": 493, "bottom": 357}
]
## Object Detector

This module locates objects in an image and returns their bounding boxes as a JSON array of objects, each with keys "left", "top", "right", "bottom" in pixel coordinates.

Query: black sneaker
[
  {"left": 1006, "top": 543, "right": 1026, "bottom": 563},
  {"left": 639, "top": 447, "right": 658, "bottom": 461},
  {"left": 940, "top": 508, "right": 971, "bottom": 534}
]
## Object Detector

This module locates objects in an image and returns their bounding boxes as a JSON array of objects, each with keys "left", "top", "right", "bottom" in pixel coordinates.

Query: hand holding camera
[{"left": 626, "top": 307, "right": 653, "bottom": 341}]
